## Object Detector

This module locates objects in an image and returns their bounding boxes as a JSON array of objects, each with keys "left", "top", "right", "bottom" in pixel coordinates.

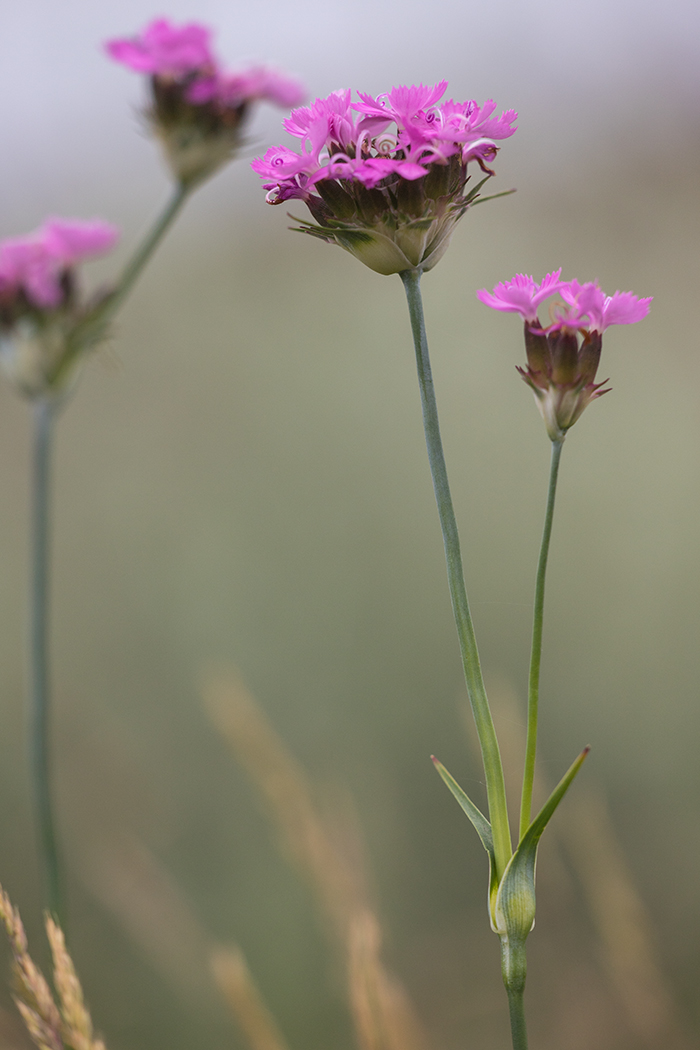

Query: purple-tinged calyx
[
  {"left": 252, "top": 83, "right": 516, "bottom": 275},
  {"left": 477, "top": 273, "right": 652, "bottom": 441}
]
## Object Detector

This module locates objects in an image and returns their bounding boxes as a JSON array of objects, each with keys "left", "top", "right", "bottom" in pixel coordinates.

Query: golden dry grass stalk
[
  {"left": 0, "top": 884, "right": 106, "bottom": 1050},
  {"left": 204, "top": 668, "right": 431, "bottom": 1050},
  {"left": 210, "top": 946, "right": 292, "bottom": 1050}
]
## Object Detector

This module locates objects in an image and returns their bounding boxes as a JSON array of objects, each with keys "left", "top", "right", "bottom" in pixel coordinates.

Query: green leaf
[
  {"left": 494, "top": 746, "right": 589, "bottom": 940},
  {"left": 432, "top": 757, "right": 500, "bottom": 924}
]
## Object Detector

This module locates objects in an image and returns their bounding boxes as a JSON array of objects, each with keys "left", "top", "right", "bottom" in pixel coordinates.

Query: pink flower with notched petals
[
  {"left": 476, "top": 270, "right": 564, "bottom": 324},
  {"left": 105, "top": 18, "right": 214, "bottom": 77},
  {"left": 558, "top": 280, "right": 652, "bottom": 332},
  {"left": 0, "top": 219, "right": 119, "bottom": 310},
  {"left": 478, "top": 270, "right": 652, "bottom": 440},
  {"left": 254, "top": 83, "right": 516, "bottom": 275},
  {"left": 259, "top": 85, "right": 516, "bottom": 204}
]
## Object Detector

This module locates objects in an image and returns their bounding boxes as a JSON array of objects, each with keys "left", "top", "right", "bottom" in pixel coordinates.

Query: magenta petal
[{"left": 601, "top": 291, "right": 653, "bottom": 329}]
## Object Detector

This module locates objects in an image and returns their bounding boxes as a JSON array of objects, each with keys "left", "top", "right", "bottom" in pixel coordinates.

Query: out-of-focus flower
[
  {"left": 477, "top": 273, "right": 652, "bottom": 441},
  {"left": 106, "top": 18, "right": 305, "bottom": 188},
  {"left": 105, "top": 17, "right": 214, "bottom": 76},
  {"left": 0, "top": 219, "right": 119, "bottom": 398},
  {"left": 252, "top": 83, "right": 516, "bottom": 275}
]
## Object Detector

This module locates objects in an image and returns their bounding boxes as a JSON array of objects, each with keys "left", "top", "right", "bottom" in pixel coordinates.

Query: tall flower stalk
[
  {"left": 520, "top": 436, "right": 562, "bottom": 840},
  {"left": 401, "top": 268, "right": 512, "bottom": 879},
  {"left": 255, "top": 83, "right": 652, "bottom": 1049}
]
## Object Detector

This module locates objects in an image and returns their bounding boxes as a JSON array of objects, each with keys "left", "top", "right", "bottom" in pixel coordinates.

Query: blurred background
[{"left": 0, "top": 0, "right": 699, "bottom": 1047}]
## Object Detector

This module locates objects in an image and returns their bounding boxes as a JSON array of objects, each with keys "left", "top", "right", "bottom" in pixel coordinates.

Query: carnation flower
[
  {"left": 106, "top": 18, "right": 305, "bottom": 188},
  {"left": 0, "top": 219, "right": 119, "bottom": 397},
  {"left": 477, "top": 272, "right": 652, "bottom": 441},
  {"left": 252, "top": 83, "right": 516, "bottom": 275}
]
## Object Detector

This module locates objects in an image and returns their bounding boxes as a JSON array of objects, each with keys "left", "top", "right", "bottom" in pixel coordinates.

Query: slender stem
[
  {"left": 110, "top": 181, "right": 191, "bottom": 314},
  {"left": 506, "top": 987, "right": 529, "bottom": 1050},
  {"left": 30, "top": 397, "right": 63, "bottom": 923},
  {"left": 49, "top": 181, "right": 191, "bottom": 389},
  {"left": 519, "top": 438, "right": 563, "bottom": 841},
  {"left": 400, "top": 268, "right": 512, "bottom": 879}
]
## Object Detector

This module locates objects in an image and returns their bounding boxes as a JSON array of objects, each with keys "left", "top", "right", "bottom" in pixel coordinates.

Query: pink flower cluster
[
  {"left": 106, "top": 18, "right": 304, "bottom": 110},
  {"left": 252, "top": 82, "right": 517, "bottom": 202},
  {"left": 0, "top": 219, "right": 119, "bottom": 312},
  {"left": 477, "top": 270, "right": 652, "bottom": 333}
]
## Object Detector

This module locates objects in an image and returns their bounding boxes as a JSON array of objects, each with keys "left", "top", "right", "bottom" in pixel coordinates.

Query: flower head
[
  {"left": 478, "top": 272, "right": 652, "bottom": 441},
  {"left": 252, "top": 83, "right": 516, "bottom": 275},
  {"left": 0, "top": 218, "right": 119, "bottom": 398},
  {"left": 106, "top": 18, "right": 305, "bottom": 188}
]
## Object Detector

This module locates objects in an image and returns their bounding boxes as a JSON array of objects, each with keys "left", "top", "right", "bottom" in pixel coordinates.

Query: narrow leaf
[{"left": 432, "top": 757, "right": 500, "bottom": 923}]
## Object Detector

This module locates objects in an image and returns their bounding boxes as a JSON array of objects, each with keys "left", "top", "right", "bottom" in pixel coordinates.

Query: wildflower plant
[
  {"left": 256, "top": 82, "right": 651, "bottom": 1049},
  {"left": 1, "top": 18, "right": 304, "bottom": 929}
]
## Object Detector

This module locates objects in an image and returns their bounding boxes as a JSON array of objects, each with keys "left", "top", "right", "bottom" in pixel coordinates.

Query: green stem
[
  {"left": 400, "top": 268, "right": 512, "bottom": 880},
  {"left": 519, "top": 438, "right": 563, "bottom": 841},
  {"left": 506, "top": 986, "right": 529, "bottom": 1050},
  {"left": 49, "top": 182, "right": 191, "bottom": 389},
  {"left": 30, "top": 397, "right": 63, "bottom": 923}
]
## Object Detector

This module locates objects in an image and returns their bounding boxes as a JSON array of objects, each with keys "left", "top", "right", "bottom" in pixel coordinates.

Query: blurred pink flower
[
  {"left": 106, "top": 18, "right": 305, "bottom": 186},
  {"left": 189, "top": 67, "right": 305, "bottom": 108},
  {"left": 105, "top": 18, "right": 214, "bottom": 77},
  {"left": 0, "top": 219, "right": 119, "bottom": 310}
]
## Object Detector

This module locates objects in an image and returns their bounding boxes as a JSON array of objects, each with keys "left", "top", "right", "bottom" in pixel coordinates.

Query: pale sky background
[{"left": 1, "top": 0, "right": 698, "bottom": 224}]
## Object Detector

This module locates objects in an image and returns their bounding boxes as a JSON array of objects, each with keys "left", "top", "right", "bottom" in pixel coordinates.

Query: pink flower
[
  {"left": 106, "top": 18, "right": 306, "bottom": 187},
  {"left": 0, "top": 219, "right": 119, "bottom": 310},
  {"left": 476, "top": 271, "right": 564, "bottom": 324},
  {"left": 477, "top": 270, "right": 652, "bottom": 440},
  {"left": 105, "top": 18, "right": 214, "bottom": 77},
  {"left": 256, "top": 85, "right": 516, "bottom": 205},
  {"left": 253, "top": 83, "right": 516, "bottom": 275}
]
